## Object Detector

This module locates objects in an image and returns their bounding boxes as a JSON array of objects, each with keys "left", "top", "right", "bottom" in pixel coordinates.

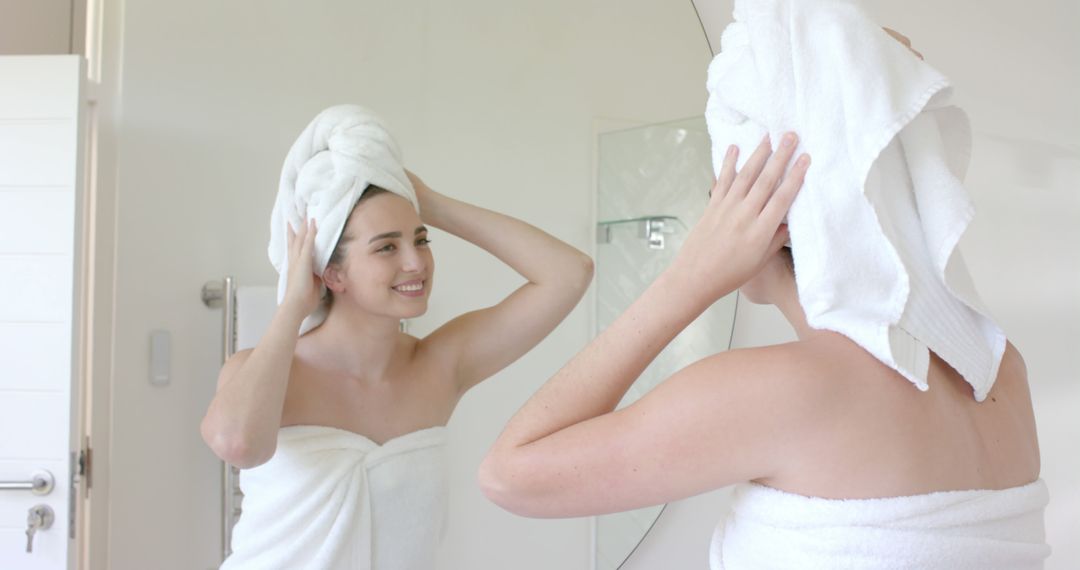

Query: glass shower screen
[{"left": 593, "top": 116, "right": 739, "bottom": 569}]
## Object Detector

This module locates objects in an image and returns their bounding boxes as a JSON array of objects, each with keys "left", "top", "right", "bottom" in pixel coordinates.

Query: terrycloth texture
[
  {"left": 704, "top": 0, "right": 1005, "bottom": 400},
  {"left": 221, "top": 425, "right": 448, "bottom": 570},
  {"left": 269, "top": 105, "right": 418, "bottom": 335},
  {"left": 710, "top": 480, "right": 1051, "bottom": 569}
]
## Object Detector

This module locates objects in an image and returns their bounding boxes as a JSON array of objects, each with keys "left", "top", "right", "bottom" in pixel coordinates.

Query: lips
[{"left": 391, "top": 279, "right": 425, "bottom": 297}]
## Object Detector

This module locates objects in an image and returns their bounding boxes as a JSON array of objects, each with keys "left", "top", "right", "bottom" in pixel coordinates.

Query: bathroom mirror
[
  {"left": 594, "top": 116, "right": 738, "bottom": 569},
  {"left": 62, "top": 0, "right": 723, "bottom": 568}
]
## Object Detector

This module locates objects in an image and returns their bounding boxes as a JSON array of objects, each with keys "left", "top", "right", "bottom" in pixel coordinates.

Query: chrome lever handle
[{"left": 0, "top": 470, "right": 55, "bottom": 495}]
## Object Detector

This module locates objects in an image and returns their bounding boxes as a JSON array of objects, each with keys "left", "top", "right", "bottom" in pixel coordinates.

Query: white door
[{"left": 0, "top": 55, "right": 86, "bottom": 570}]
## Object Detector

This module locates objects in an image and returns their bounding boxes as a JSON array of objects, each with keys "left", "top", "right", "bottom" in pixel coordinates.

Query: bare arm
[
  {"left": 410, "top": 172, "right": 594, "bottom": 394},
  {"left": 200, "top": 219, "right": 321, "bottom": 468},
  {"left": 478, "top": 345, "right": 822, "bottom": 517},
  {"left": 479, "top": 134, "right": 810, "bottom": 516}
]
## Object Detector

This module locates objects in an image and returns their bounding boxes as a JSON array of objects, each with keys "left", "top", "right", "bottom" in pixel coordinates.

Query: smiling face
[{"left": 323, "top": 189, "right": 434, "bottom": 319}]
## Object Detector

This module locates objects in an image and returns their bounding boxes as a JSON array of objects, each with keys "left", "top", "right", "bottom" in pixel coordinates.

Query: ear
[{"left": 322, "top": 264, "right": 346, "bottom": 294}]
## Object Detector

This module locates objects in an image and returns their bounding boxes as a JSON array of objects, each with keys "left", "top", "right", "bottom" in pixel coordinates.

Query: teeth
[{"left": 394, "top": 282, "right": 423, "bottom": 292}]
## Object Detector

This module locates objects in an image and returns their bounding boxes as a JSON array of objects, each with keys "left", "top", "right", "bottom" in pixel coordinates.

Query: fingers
[
  {"left": 301, "top": 219, "right": 317, "bottom": 264},
  {"left": 727, "top": 135, "right": 774, "bottom": 200},
  {"left": 707, "top": 133, "right": 808, "bottom": 251},
  {"left": 287, "top": 218, "right": 318, "bottom": 266},
  {"left": 766, "top": 224, "right": 791, "bottom": 255},
  {"left": 883, "top": 27, "right": 924, "bottom": 60},
  {"left": 293, "top": 220, "right": 307, "bottom": 260},
  {"left": 709, "top": 145, "right": 740, "bottom": 203},
  {"left": 883, "top": 27, "right": 910, "bottom": 47},
  {"left": 746, "top": 132, "right": 800, "bottom": 213},
  {"left": 296, "top": 219, "right": 307, "bottom": 248},
  {"left": 759, "top": 152, "right": 810, "bottom": 229}
]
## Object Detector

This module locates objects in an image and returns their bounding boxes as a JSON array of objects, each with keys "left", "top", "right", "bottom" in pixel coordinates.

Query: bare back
[{"left": 763, "top": 336, "right": 1041, "bottom": 499}]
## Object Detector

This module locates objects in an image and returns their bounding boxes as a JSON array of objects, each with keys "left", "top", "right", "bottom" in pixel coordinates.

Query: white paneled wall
[
  {"left": 0, "top": 55, "right": 84, "bottom": 570},
  {"left": 0, "top": 325, "right": 71, "bottom": 392}
]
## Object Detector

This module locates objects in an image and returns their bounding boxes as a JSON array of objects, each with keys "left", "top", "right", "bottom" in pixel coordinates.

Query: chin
[
  {"left": 356, "top": 296, "right": 429, "bottom": 321},
  {"left": 391, "top": 293, "right": 430, "bottom": 319},
  {"left": 401, "top": 302, "right": 429, "bottom": 319}
]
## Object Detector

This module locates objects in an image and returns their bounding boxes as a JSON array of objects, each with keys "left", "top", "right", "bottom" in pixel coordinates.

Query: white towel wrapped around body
[
  {"left": 221, "top": 425, "right": 449, "bottom": 570},
  {"left": 268, "top": 105, "right": 418, "bottom": 335},
  {"left": 710, "top": 480, "right": 1051, "bottom": 569},
  {"left": 705, "top": 0, "right": 1005, "bottom": 400}
]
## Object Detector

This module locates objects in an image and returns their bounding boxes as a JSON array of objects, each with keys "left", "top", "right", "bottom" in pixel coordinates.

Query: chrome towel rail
[{"left": 201, "top": 276, "right": 239, "bottom": 562}]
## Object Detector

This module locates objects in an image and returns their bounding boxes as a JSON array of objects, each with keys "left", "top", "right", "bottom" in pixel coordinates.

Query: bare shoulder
[
  {"left": 394, "top": 332, "right": 462, "bottom": 390},
  {"left": 620, "top": 340, "right": 860, "bottom": 486},
  {"left": 999, "top": 340, "right": 1029, "bottom": 384},
  {"left": 686, "top": 339, "right": 857, "bottom": 419},
  {"left": 725, "top": 338, "right": 860, "bottom": 392},
  {"left": 699, "top": 341, "right": 821, "bottom": 381},
  {"left": 986, "top": 340, "right": 1035, "bottom": 423},
  {"left": 405, "top": 330, "right": 452, "bottom": 368}
]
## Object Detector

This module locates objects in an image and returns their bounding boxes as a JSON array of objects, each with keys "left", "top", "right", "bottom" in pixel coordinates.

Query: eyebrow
[{"left": 368, "top": 226, "right": 427, "bottom": 244}]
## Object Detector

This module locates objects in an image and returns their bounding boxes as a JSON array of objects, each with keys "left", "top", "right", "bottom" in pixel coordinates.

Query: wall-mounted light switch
[{"left": 150, "top": 330, "right": 171, "bottom": 386}]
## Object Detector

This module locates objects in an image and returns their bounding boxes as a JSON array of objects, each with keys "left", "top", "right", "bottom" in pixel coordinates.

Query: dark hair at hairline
[
  {"left": 323, "top": 185, "right": 390, "bottom": 306},
  {"left": 780, "top": 245, "right": 794, "bottom": 274},
  {"left": 326, "top": 185, "right": 390, "bottom": 268}
]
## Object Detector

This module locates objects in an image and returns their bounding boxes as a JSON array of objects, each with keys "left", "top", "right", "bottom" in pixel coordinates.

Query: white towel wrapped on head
[
  {"left": 268, "top": 104, "right": 418, "bottom": 335},
  {"left": 705, "top": 0, "right": 1005, "bottom": 400}
]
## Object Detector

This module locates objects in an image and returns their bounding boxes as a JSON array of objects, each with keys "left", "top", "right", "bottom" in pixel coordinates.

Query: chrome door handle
[{"left": 0, "top": 470, "right": 54, "bottom": 495}]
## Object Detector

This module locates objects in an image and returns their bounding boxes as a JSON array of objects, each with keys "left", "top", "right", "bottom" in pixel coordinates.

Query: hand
[
  {"left": 283, "top": 218, "right": 322, "bottom": 317},
  {"left": 673, "top": 133, "right": 809, "bottom": 303},
  {"left": 405, "top": 168, "right": 433, "bottom": 200},
  {"left": 883, "top": 27, "right": 924, "bottom": 60},
  {"left": 405, "top": 169, "right": 436, "bottom": 220}
]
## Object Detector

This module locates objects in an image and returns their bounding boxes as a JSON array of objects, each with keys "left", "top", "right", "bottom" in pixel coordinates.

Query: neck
[
  {"left": 771, "top": 272, "right": 826, "bottom": 342},
  {"left": 301, "top": 299, "right": 403, "bottom": 381}
]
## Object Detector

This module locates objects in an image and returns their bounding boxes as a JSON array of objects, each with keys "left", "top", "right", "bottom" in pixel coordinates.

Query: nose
[{"left": 401, "top": 244, "right": 427, "bottom": 274}]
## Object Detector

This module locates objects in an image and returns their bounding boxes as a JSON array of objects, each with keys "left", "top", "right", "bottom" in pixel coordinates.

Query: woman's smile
[{"left": 392, "top": 279, "right": 426, "bottom": 297}]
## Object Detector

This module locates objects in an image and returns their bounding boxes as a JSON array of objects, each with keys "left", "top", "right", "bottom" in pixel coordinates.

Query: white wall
[
  {"left": 91, "top": 1, "right": 710, "bottom": 569},
  {"left": 627, "top": 0, "right": 1080, "bottom": 568},
  {"left": 0, "top": 0, "right": 72, "bottom": 55}
]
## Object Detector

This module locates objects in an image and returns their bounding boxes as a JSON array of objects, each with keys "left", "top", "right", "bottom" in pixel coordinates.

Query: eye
[
  {"left": 416, "top": 237, "right": 432, "bottom": 247},
  {"left": 376, "top": 243, "right": 397, "bottom": 253}
]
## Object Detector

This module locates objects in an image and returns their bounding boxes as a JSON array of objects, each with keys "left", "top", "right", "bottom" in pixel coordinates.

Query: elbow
[
  {"left": 210, "top": 435, "right": 273, "bottom": 470},
  {"left": 580, "top": 252, "right": 595, "bottom": 282},
  {"left": 477, "top": 453, "right": 518, "bottom": 514},
  {"left": 570, "top": 251, "right": 594, "bottom": 294},
  {"left": 477, "top": 451, "right": 544, "bottom": 518},
  {"left": 200, "top": 419, "right": 274, "bottom": 469}
]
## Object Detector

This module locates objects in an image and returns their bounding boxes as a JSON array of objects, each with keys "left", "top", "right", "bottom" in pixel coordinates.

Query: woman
[
  {"left": 200, "top": 107, "right": 592, "bottom": 569},
  {"left": 480, "top": 132, "right": 1047, "bottom": 568}
]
